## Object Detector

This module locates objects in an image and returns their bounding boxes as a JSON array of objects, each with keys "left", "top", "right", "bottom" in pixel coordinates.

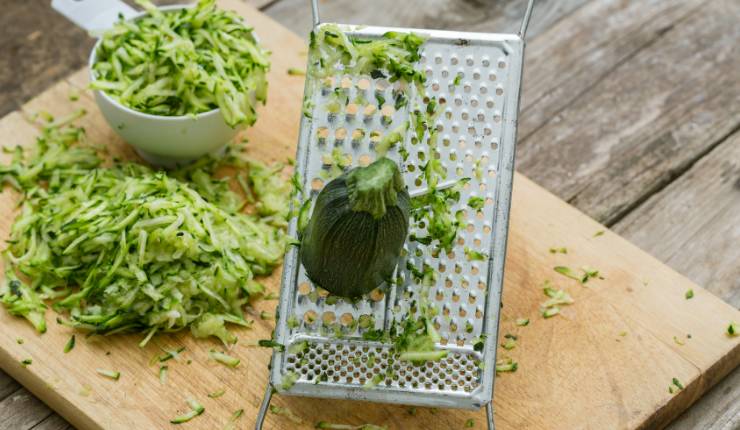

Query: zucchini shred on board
[{"left": 0, "top": 110, "right": 292, "bottom": 344}]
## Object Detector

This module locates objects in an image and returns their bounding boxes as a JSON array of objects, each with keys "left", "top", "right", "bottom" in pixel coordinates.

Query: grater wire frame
[{"left": 257, "top": 1, "right": 534, "bottom": 428}]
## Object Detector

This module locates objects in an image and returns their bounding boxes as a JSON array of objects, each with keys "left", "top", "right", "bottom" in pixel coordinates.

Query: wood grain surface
[{"left": 0, "top": 0, "right": 738, "bottom": 429}]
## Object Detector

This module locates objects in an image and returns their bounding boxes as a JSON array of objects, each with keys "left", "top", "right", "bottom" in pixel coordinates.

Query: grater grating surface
[
  {"left": 259, "top": 2, "right": 534, "bottom": 428},
  {"left": 271, "top": 26, "right": 523, "bottom": 409}
]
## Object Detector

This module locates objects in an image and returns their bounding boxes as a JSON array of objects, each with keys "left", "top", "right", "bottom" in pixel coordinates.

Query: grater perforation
[{"left": 257, "top": 2, "right": 534, "bottom": 429}]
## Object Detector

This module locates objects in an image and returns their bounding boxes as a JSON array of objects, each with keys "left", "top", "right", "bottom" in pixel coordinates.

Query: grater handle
[
  {"left": 310, "top": 0, "right": 535, "bottom": 40},
  {"left": 519, "top": 0, "right": 536, "bottom": 40}
]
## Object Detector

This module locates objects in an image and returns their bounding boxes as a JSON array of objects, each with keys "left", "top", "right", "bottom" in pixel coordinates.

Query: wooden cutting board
[{"left": 0, "top": 1, "right": 737, "bottom": 429}]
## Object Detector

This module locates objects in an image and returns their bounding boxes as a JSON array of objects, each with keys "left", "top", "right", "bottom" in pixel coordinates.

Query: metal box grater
[{"left": 258, "top": 1, "right": 535, "bottom": 429}]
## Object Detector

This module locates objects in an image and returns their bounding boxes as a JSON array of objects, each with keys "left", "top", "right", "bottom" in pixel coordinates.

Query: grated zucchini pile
[
  {"left": 0, "top": 112, "right": 289, "bottom": 344},
  {"left": 91, "top": 0, "right": 270, "bottom": 127}
]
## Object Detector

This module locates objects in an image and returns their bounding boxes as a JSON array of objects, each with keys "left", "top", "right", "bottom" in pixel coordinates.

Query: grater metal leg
[
  {"left": 255, "top": 382, "right": 273, "bottom": 430},
  {"left": 519, "top": 0, "right": 536, "bottom": 39},
  {"left": 486, "top": 401, "right": 495, "bottom": 430},
  {"left": 310, "top": 0, "right": 320, "bottom": 26}
]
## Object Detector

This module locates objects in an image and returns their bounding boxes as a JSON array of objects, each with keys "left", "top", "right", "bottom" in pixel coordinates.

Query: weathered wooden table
[{"left": 0, "top": 0, "right": 737, "bottom": 429}]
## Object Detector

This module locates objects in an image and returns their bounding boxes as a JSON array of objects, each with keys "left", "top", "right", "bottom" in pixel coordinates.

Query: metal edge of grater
[{"left": 258, "top": 1, "right": 535, "bottom": 428}]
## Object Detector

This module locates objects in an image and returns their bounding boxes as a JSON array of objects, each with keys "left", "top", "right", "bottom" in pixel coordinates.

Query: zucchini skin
[{"left": 300, "top": 175, "right": 410, "bottom": 298}]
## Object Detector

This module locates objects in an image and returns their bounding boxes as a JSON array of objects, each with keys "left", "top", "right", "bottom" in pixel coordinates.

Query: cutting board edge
[{"left": 645, "top": 341, "right": 740, "bottom": 430}]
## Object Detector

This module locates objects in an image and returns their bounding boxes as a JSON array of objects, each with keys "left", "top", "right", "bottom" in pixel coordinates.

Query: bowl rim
[{"left": 88, "top": 4, "right": 222, "bottom": 122}]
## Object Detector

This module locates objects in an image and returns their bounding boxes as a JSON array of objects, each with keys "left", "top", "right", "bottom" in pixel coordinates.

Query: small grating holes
[
  {"left": 357, "top": 77, "right": 371, "bottom": 90},
  {"left": 363, "top": 104, "right": 377, "bottom": 117},
  {"left": 298, "top": 282, "right": 311, "bottom": 295},
  {"left": 322, "top": 311, "right": 335, "bottom": 325},
  {"left": 340, "top": 313, "right": 354, "bottom": 326},
  {"left": 351, "top": 128, "right": 365, "bottom": 141},
  {"left": 311, "top": 178, "right": 324, "bottom": 191},
  {"left": 370, "top": 288, "right": 385, "bottom": 301},
  {"left": 303, "top": 310, "right": 318, "bottom": 325}
]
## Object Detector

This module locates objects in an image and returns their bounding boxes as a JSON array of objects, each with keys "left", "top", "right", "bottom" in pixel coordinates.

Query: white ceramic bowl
[{"left": 89, "top": 4, "right": 251, "bottom": 166}]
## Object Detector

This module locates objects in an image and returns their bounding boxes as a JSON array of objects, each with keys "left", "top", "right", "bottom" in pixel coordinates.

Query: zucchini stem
[{"left": 346, "top": 157, "right": 405, "bottom": 219}]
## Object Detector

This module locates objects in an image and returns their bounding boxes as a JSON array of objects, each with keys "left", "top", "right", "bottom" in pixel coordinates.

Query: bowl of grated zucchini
[{"left": 88, "top": 0, "right": 270, "bottom": 166}]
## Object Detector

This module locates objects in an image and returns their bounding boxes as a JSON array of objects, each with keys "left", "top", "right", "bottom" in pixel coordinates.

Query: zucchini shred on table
[{"left": 0, "top": 110, "right": 291, "bottom": 344}]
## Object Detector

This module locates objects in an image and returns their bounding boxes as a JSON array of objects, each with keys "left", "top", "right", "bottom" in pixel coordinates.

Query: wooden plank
[
  {"left": 518, "top": 0, "right": 705, "bottom": 139},
  {"left": 517, "top": 0, "right": 740, "bottom": 225},
  {"left": 0, "top": 0, "right": 93, "bottom": 117},
  {"left": 28, "top": 413, "right": 74, "bottom": 430},
  {"left": 0, "top": 388, "right": 53, "bottom": 430},
  {"left": 0, "top": 1, "right": 737, "bottom": 430},
  {"left": 614, "top": 132, "right": 740, "bottom": 308},
  {"left": 264, "top": 0, "right": 589, "bottom": 40},
  {"left": 0, "top": 370, "right": 21, "bottom": 400},
  {"left": 0, "top": 0, "right": 274, "bottom": 119}
]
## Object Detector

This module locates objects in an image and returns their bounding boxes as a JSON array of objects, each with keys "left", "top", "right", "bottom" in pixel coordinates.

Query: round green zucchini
[{"left": 300, "top": 157, "right": 410, "bottom": 297}]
